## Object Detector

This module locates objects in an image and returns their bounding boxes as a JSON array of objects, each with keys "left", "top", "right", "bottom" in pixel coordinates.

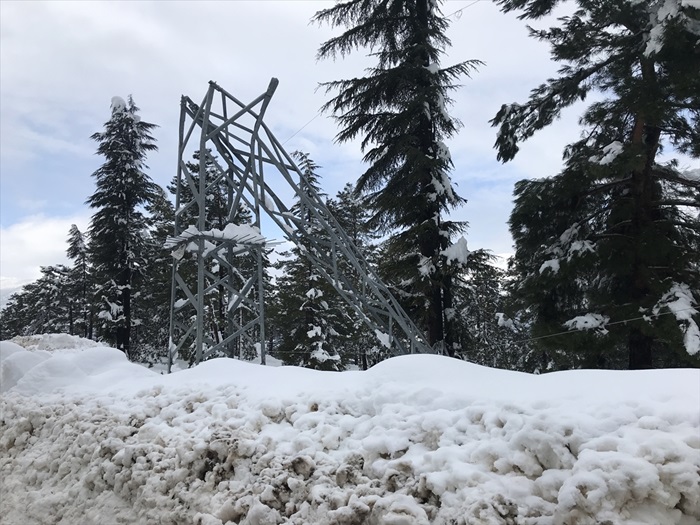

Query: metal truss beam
[{"left": 167, "top": 79, "right": 430, "bottom": 371}]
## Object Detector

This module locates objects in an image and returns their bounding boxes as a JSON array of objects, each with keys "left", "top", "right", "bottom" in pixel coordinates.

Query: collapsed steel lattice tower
[{"left": 167, "top": 79, "right": 429, "bottom": 371}]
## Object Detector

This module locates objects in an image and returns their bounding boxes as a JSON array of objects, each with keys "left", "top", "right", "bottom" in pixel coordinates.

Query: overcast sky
[{"left": 0, "top": 0, "right": 588, "bottom": 304}]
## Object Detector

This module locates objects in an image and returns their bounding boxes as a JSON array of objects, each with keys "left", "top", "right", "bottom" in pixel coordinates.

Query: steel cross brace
[{"left": 167, "top": 79, "right": 430, "bottom": 372}]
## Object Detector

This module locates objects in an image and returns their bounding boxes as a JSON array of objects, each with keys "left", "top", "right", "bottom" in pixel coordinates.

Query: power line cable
[
  {"left": 282, "top": 112, "right": 323, "bottom": 146},
  {"left": 502, "top": 306, "right": 698, "bottom": 347},
  {"left": 445, "top": 0, "right": 487, "bottom": 19}
]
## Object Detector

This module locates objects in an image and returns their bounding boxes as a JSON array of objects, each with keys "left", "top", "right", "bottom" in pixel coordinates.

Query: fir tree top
[{"left": 492, "top": 0, "right": 700, "bottom": 162}]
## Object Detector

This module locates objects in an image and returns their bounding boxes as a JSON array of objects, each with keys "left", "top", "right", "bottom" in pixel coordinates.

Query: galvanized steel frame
[{"left": 167, "top": 79, "right": 429, "bottom": 371}]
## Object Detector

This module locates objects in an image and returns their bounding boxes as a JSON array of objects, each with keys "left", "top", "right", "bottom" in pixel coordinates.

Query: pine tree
[
  {"left": 38, "top": 265, "right": 74, "bottom": 334},
  {"left": 66, "top": 224, "right": 94, "bottom": 339},
  {"left": 452, "top": 250, "right": 516, "bottom": 368},
  {"left": 493, "top": 0, "right": 700, "bottom": 369},
  {"left": 132, "top": 186, "right": 175, "bottom": 364},
  {"left": 86, "top": 96, "right": 159, "bottom": 358},
  {"left": 0, "top": 266, "right": 72, "bottom": 337},
  {"left": 169, "top": 149, "right": 231, "bottom": 231},
  {"left": 0, "top": 292, "right": 27, "bottom": 340},
  {"left": 314, "top": 0, "right": 481, "bottom": 354},
  {"left": 0, "top": 287, "right": 34, "bottom": 339},
  {"left": 168, "top": 149, "right": 262, "bottom": 363},
  {"left": 327, "top": 183, "right": 381, "bottom": 369},
  {"left": 271, "top": 152, "right": 346, "bottom": 370}
]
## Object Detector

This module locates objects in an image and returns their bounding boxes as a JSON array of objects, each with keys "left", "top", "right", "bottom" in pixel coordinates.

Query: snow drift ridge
[{"left": 1, "top": 335, "right": 699, "bottom": 525}]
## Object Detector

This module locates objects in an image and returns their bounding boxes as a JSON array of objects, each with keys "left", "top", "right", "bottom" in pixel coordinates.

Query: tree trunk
[
  {"left": 81, "top": 264, "right": 88, "bottom": 338},
  {"left": 68, "top": 301, "right": 74, "bottom": 335},
  {"left": 415, "top": 0, "right": 447, "bottom": 350},
  {"left": 628, "top": 327, "right": 653, "bottom": 369},
  {"left": 442, "top": 274, "right": 455, "bottom": 357},
  {"left": 426, "top": 281, "right": 444, "bottom": 350},
  {"left": 117, "top": 271, "right": 131, "bottom": 359},
  {"left": 622, "top": 56, "right": 663, "bottom": 369}
]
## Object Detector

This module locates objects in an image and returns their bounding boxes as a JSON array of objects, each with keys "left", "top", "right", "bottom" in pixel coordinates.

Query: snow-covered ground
[{"left": 1, "top": 334, "right": 699, "bottom": 525}]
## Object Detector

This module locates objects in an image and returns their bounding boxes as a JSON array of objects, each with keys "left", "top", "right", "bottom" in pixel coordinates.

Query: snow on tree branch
[
  {"left": 564, "top": 313, "right": 610, "bottom": 334},
  {"left": 441, "top": 236, "right": 469, "bottom": 266},
  {"left": 653, "top": 282, "right": 700, "bottom": 355}
]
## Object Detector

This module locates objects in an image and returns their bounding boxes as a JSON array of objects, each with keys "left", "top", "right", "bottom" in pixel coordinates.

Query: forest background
[{"left": 1, "top": 0, "right": 698, "bottom": 372}]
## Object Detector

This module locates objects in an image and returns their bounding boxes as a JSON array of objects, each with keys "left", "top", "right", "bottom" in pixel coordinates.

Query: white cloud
[
  {"left": 16, "top": 199, "right": 49, "bottom": 214},
  {"left": 0, "top": 213, "right": 90, "bottom": 296},
  {"left": 0, "top": 0, "right": 633, "bottom": 302}
]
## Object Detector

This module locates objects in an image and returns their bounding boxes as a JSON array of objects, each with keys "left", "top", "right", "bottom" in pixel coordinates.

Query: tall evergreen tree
[
  {"left": 168, "top": 149, "right": 262, "bottom": 363},
  {"left": 66, "top": 224, "right": 94, "bottom": 339},
  {"left": 132, "top": 186, "right": 175, "bottom": 363},
  {"left": 169, "top": 149, "right": 231, "bottom": 232},
  {"left": 0, "top": 285, "right": 35, "bottom": 339},
  {"left": 2, "top": 231, "right": 93, "bottom": 341},
  {"left": 0, "top": 291, "right": 27, "bottom": 340},
  {"left": 452, "top": 250, "right": 512, "bottom": 367},
  {"left": 314, "top": 0, "right": 481, "bottom": 355},
  {"left": 493, "top": 0, "right": 700, "bottom": 368},
  {"left": 0, "top": 265, "right": 72, "bottom": 337},
  {"left": 36, "top": 265, "right": 73, "bottom": 335},
  {"left": 86, "top": 96, "right": 159, "bottom": 357},
  {"left": 271, "top": 152, "right": 346, "bottom": 370},
  {"left": 327, "top": 182, "right": 381, "bottom": 369}
]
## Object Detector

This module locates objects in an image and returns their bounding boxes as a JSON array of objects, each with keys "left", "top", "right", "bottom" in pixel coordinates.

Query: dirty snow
[{"left": 1, "top": 334, "right": 699, "bottom": 525}]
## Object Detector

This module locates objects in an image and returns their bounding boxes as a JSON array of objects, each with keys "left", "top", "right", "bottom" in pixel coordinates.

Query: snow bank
[{"left": 1, "top": 335, "right": 699, "bottom": 525}]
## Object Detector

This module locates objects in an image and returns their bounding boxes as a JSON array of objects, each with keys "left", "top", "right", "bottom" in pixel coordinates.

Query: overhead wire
[
  {"left": 281, "top": 112, "right": 323, "bottom": 146},
  {"left": 444, "top": 0, "right": 486, "bottom": 20},
  {"left": 494, "top": 306, "right": 699, "bottom": 347}
]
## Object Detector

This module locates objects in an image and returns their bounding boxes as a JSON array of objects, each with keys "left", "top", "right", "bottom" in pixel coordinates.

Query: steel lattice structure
[{"left": 167, "top": 79, "right": 430, "bottom": 371}]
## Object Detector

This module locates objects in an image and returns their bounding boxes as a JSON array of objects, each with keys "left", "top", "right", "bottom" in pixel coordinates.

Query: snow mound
[
  {"left": 1, "top": 335, "right": 699, "bottom": 525},
  {"left": 9, "top": 333, "right": 109, "bottom": 352},
  {"left": 1, "top": 338, "right": 155, "bottom": 396}
]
